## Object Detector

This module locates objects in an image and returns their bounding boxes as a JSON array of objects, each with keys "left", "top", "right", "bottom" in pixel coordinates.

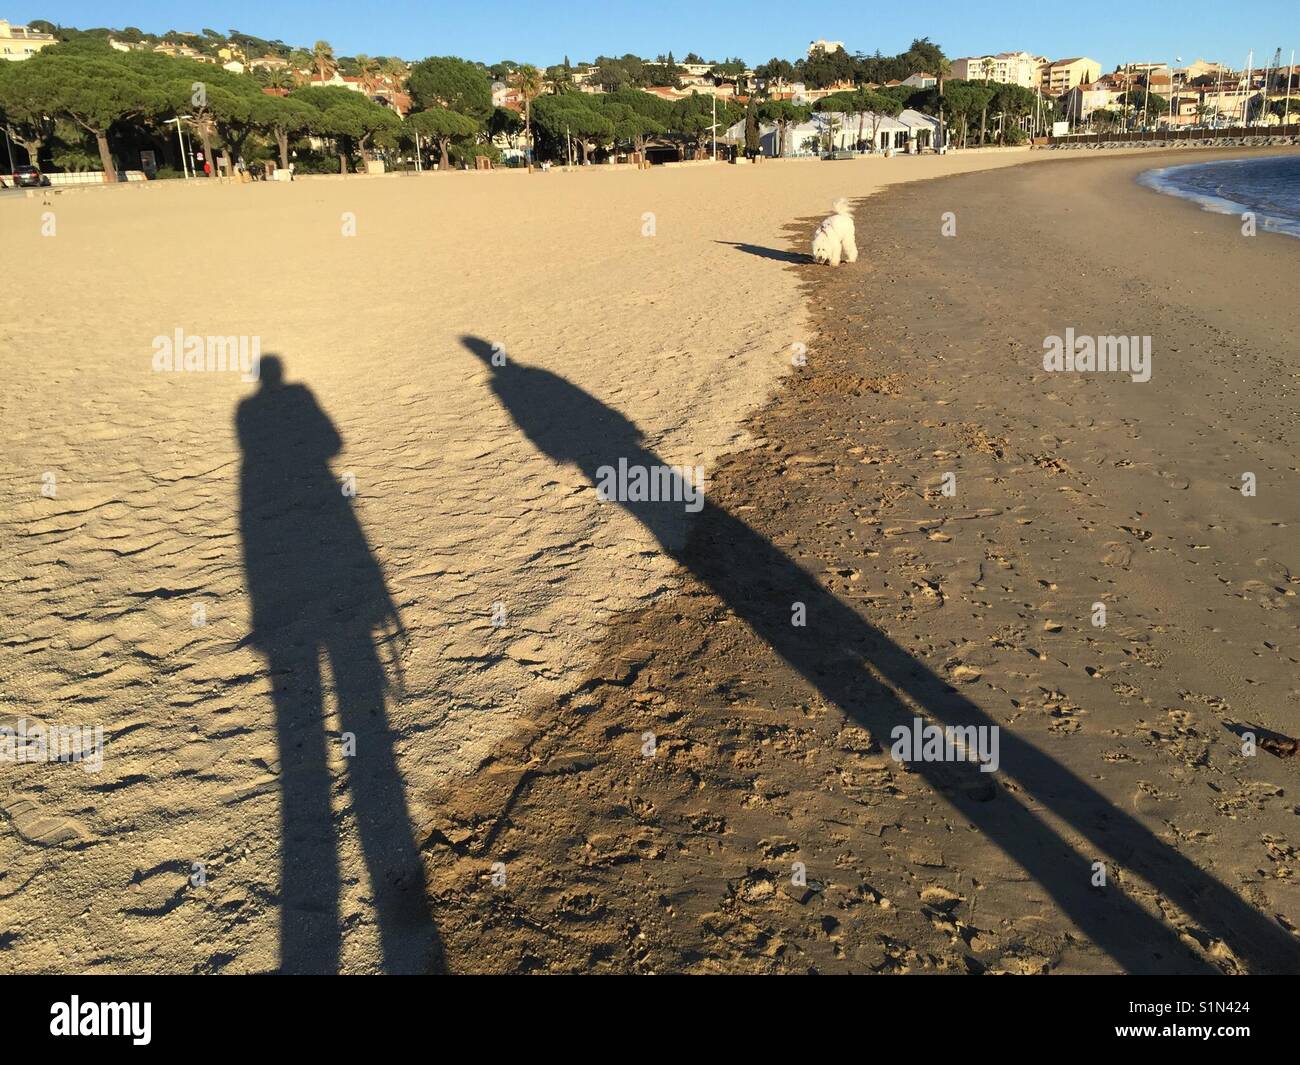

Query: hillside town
[{"left": 0, "top": 17, "right": 1295, "bottom": 181}]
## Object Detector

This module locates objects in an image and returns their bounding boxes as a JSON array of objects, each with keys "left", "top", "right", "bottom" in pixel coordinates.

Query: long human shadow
[
  {"left": 463, "top": 335, "right": 1300, "bottom": 974},
  {"left": 714, "top": 239, "right": 809, "bottom": 263},
  {"left": 236, "top": 355, "right": 442, "bottom": 974}
]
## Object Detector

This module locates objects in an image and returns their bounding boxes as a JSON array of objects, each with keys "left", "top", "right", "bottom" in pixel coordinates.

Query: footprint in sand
[
  {"left": 2, "top": 797, "right": 90, "bottom": 848},
  {"left": 1102, "top": 541, "right": 1133, "bottom": 569}
]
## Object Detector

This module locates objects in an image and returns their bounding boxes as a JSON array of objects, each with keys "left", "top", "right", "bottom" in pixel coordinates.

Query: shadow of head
[
  {"left": 256, "top": 352, "right": 285, "bottom": 388},
  {"left": 459, "top": 334, "right": 695, "bottom": 553},
  {"left": 460, "top": 336, "right": 497, "bottom": 367},
  {"left": 459, "top": 334, "right": 646, "bottom": 464}
]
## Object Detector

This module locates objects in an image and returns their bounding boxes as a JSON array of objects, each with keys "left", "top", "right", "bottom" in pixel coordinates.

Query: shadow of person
[
  {"left": 237, "top": 355, "right": 441, "bottom": 974},
  {"left": 464, "top": 335, "right": 1300, "bottom": 974}
]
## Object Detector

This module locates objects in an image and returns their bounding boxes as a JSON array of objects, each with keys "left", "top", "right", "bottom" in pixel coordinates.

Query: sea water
[{"left": 1138, "top": 154, "right": 1300, "bottom": 237}]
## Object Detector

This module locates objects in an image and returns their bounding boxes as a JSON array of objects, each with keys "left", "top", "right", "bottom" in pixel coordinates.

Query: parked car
[{"left": 13, "top": 165, "right": 50, "bottom": 188}]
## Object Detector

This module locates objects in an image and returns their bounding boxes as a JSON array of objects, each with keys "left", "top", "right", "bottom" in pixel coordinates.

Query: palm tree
[
  {"left": 544, "top": 59, "right": 575, "bottom": 96},
  {"left": 351, "top": 54, "right": 379, "bottom": 104},
  {"left": 312, "top": 40, "right": 337, "bottom": 87},
  {"left": 378, "top": 58, "right": 408, "bottom": 114},
  {"left": 355, "top": 54, "right": 381, "bottom": 96},
  {"left": 935, "top": 56, "right": 951, "bottom": 150},
  {"left": 266, "top": 68, "right": 294, "bottom": 92},
  {"left": 509, "top": 64, "right": 544, "bottom": 166},
  {"left": 823, "top": 109, "right": 843, "bottom": 152},
  {"left": 381, "top": 58, "right": 408, "bottom": 91},
  {"left": 288, "top": 49, "right": 313, "bottom": 87}
]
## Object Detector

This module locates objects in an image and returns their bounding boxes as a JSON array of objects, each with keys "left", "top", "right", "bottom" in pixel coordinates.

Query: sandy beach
[
  {"left": 0, "top": 148, "right": 1066, "bottom": 973},
  {"left": 3, "top": 146, "right": 1297, "bottom": 973},
  {"left": 413, "top": 148, "right": 1300, "bottom": 973}
]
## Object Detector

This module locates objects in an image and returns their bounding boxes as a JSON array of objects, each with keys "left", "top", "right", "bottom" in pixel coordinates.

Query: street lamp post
[
  {"left": 1285, "top": 50, "right": 1295, "bottom": 127},
  {"left": 1243, "top": 50, "right": 1253, "bottom": 126},
  {"left": 170, "top": 116, "right": 192, "bottom": 178},
  {"left": 1170, "top": 56, "right": 1182, "bottom": 128},
  {"left": 711, "top": 94, "right": 717, "bottom": 161}
]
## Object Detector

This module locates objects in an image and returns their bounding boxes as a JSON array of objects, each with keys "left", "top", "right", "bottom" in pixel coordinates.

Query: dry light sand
[{"left": 1, "top": 149, "right": 1060, "bottom": 972}]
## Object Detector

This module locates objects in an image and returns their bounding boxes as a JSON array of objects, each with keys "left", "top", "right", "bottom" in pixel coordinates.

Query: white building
[
  {"left": 897, "top": 108, "right": 942, "bottom": 148},
  {"left": 810, "top": 109, "right": 913, "bottom": 151},
  {"left": 733, "top": 110, "right": 927, "bottom": 156}
]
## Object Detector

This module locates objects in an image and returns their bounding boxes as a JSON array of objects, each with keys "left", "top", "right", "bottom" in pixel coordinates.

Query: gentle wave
[{"left": 1138, "top": 155, "right": 1300, "bottom": 238}]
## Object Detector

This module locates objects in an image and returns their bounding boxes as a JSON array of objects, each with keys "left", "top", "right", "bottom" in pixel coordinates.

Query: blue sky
[{"left": 15, "top": 1, "right": 1298, "bottom": 71}]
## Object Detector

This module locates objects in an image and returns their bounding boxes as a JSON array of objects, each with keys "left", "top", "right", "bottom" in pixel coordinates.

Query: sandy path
[{"left": 0, "top": 150, "right": 1052, "bottom": 972}]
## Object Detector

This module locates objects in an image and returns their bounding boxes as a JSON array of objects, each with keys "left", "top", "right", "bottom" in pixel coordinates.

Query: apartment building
[
  {"left": 1060, "top": 83, "right": 1123, "bottom": 120},
  {"left": 0, "top": 19, "right": 56, "bottom": 60},
  {"left": 950, "top": 51, "right": 1043, "bottom": 88},
  {"left": 1041, "top": 56, "right": 1102, "bottom": 94},
  {"left": 1121, "top": 61, "right": 1170, "bottom": 77},
  {"left": 1177, "top": 58, "right": 1227, "bottom": 82}
]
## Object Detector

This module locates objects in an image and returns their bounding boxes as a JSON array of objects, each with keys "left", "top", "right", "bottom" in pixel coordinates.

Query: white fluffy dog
[{"left": 811, "top": 198, "right": 857, "bottom": 266}]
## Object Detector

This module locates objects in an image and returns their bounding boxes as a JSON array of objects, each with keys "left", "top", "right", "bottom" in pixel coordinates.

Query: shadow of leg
[
  {"left": 330, "top": 626, "right": 444, "bottom": 974},
  {"left": 694, "top": 498, "right": 1297, "bottom": 973},
  {"left": 270, "top": 645, "right": 340, "bottom": 974}
]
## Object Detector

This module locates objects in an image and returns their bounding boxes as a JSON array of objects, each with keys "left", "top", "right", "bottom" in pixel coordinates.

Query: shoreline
[
  {"left": 1137, "top": 154, "right": 1300, "bottom": 237},
  {"left": 417, "top": 148, "right": 1300, "bottom": 973}
]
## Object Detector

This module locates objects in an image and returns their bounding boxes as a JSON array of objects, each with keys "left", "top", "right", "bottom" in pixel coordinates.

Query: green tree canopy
[
  {"left": 407, "top": 103, "right": 481, "bottom": 168},
  {"left": 407, "top": 56, "right": 492, "bottom": 121},
  {"left": 754, "top": 58, "right": 796, "bottom": 86},
  {"left": 9, "top": 42, "right": 163, "bottom": 179},
  {"left": 532, "top": 93, "right": 612, "bottom": 163},
  {"left": 488, "top": 105, "right": 523, "bottom": 143},
  {"left": 135, "top": 54, "right": 263, "bottom": 168},
  {"left": 292, "top": 84, "right": 400, "bottom": 170},
  {"left": 600, "top": 101, "right": 664, "bottom": 155},
  {"left": 252, "top": 93, "right": 317, "bottom": 168},
  {"left": 0, "top": 56, "right": 58, "bottom": 163},
  {"left": 602, "top": 86, "right": 672, "bottom": 124},
  {"left": 669, "top": 92, "right": 740, "bottom": 158}
]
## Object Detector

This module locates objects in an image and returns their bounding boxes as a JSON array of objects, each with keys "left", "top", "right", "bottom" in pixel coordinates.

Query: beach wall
[{"left": 1050, "top": 127, "right": 1300, "bottom": 150}]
